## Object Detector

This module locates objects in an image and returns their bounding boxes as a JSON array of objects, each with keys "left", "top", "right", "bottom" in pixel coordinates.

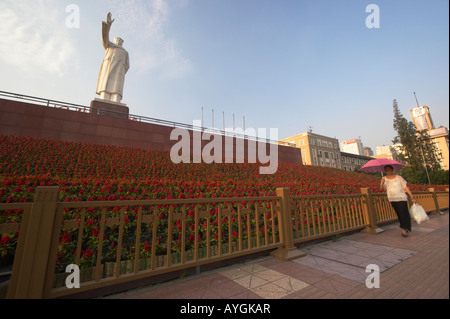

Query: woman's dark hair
[{"left": 384, "top": 165, "right": 394, "bottom": 170}]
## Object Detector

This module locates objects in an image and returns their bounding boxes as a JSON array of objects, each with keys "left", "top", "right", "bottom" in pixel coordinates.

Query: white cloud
[
  {"left": 105, "top": 0, "right": 193, "bottom": 79},
  {"left": 0, "top": 0, "right": 79, "bottom": 77}
]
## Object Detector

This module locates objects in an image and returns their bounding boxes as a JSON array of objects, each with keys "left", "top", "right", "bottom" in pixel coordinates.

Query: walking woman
[{"left": 380, "top": 165, "right": 417, "bottom": 237}]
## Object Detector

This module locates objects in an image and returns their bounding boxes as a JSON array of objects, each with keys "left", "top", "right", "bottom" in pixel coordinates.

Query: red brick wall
[{"left": 0, "top": 98, "right": 302, "bottom": 165}]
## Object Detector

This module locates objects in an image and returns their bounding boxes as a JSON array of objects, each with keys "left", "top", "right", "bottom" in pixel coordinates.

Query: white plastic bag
[{"left": 410, "top": 203, "right": 429, "bottom": 224}]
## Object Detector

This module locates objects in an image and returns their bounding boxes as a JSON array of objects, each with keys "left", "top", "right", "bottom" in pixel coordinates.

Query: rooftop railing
[{"left": 0, "top": 90, "right": 296, "bottom": 148}]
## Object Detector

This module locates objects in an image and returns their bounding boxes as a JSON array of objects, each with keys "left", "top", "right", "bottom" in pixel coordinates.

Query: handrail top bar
[
  {"left": 291, "top": 193, "right": 364, "bottom": 200},
  {"left": 57, "top": 196, "right": 280, "bottom": 208},
  {"left": 1, "top": 191, "right": 446, "bottom": 209},
  {"left": 0, "top": 203, "right": 33, "bottom": 209}
]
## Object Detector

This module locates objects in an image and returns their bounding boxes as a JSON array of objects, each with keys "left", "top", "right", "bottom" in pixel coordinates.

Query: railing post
[
  {"left": 428, "top": 188, "right": 441, "bottom": 215},
  {"left": 270, "top": 188, "right": 305, "bottom": 261},
  {"left": 7, "top": 186, "right": 60, "bottom": 299},
  {"left": 360, "top": 188, "right": 384, "bottom": 234}
]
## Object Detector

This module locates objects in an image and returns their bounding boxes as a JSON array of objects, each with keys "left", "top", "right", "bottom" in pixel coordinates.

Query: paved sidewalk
[{"left": 104, "top": 210, "right": 449, "bottom": 299}]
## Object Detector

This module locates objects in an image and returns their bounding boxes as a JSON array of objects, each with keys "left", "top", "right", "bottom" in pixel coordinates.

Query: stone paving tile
[
  {"left": 288, "top": 265, "right": 334, "bottom": 285},
  {"left": 272, "top": 276, "right": 309, "bottom": 292},
  {"left": 338, "top": 267, "right": 368, "bottom": 283},
  {"left": 334, "top": 253, "right": 372, "bottom": 266},
  {"left": 312, "top": 275, "right": 361, "bottom": 296},
  {"left": 250, "top": 275, "right": 309, "bottom": 299},
  {"left": 234, "top": 274, "right": 269, "bottom": 289},
  {"left": 293, "top": 236, "right": 417, "bottom": 284},
  {"left": 213, "top": 279, "right": 252, "bottom": 299},
  {"left": 219, "top": 263, "right": 310, "bottom": 299},
  {"left": 219, "top": 267, "right": 252, "bottom": 280},
  {"left": 255, "top": 269, "right": 287, "bottom": 282},
  {"left": 293, "top": 255, "right": 333, "bottom": 268},
  {"left": 269, "top": 260, "right": 308, "bottom": 276},
  {"left": 230, "top": 290, "right": 263, "bottom": 299},
  {"left": 317, "top": 259, "right": 357, "bottom": 276},
  {"left": 251, "top": 282, "right": 291, "bottom": 299}
]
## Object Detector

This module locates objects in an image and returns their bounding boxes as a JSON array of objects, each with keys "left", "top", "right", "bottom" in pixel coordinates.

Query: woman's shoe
[{"left": 401, "top": 230, "right": 409, "bottom": 237}]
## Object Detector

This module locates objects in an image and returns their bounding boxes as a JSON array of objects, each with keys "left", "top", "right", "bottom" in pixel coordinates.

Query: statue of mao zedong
[{"left": 96, "top": 12, "right": 129, "bottom": 103}]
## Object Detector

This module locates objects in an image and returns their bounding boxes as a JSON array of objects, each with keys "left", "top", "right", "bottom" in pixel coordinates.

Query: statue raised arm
[
  {"left": 96, "top": 12, "right": 129, "bottom": 103},
  {"left": 101, "top": 12, "right": 115, "bottom": 50}
]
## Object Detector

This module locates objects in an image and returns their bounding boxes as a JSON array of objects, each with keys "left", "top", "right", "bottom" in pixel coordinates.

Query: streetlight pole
[{"left": 419, "top": 138, "right": 431, "bottom": 185}]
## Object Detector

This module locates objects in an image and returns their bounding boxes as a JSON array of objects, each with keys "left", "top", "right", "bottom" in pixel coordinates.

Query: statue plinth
[{"left": 90, "top": 98, "right": 129, "bottom": 119}]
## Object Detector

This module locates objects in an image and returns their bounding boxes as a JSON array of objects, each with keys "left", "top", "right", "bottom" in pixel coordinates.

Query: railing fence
[{"left": 1, "top": 186, "right": 448, "bottom": 299}]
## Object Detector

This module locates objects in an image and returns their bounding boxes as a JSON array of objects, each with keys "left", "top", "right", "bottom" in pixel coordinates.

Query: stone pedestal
[{"left": 90, "top": 98, "right": 129, "bottom": 119}]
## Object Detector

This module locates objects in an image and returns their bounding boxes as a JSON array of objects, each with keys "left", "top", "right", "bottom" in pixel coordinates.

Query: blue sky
[{"left": 0, "top": 0, "right": 448, "bottom": 153}]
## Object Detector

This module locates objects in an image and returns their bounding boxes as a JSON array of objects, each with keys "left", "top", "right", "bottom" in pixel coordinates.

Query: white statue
[{"left": 96, "top": 13, "right": 129, "bottom": 103}]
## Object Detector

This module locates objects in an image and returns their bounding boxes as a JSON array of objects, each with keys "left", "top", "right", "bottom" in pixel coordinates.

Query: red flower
[
  {"left": 82, "top": 248, "right": 93, "bottom": 259},
  {"left": 60, "top": 231, "right": 71, "bottom": 243},
  {"left": 0, "top": 235, "right": 10, "bottom": 245}
]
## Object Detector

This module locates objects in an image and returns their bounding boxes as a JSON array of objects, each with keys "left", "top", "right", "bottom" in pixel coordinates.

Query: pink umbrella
[{"left": 359, "top": 158, "right": 406, "bottom": 173}]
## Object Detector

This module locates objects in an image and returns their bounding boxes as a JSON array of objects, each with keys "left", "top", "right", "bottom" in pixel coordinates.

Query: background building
[
  {"left": 364, "top": 147, "right": 374, "bottom": 157},
  {"left": 281, "top": 132, "right": 341, "bottom": 169},
  {"left": 341, "top": 139, "right": 364, "bottom": 156},
  {"left": 410, "top": 105, "right": 448, "bottom": 171},
  {"left": 374, "top": 144, "right": 400, "bottom": 161},
  {"left": 429, "top": 126, "right": 449, "bottom": 171},
  {"left": 411, "top": 106, "right": 435, "bottom": 131},
  {"left": 341, "top": 152, "right": 374, "bottom": 172}
]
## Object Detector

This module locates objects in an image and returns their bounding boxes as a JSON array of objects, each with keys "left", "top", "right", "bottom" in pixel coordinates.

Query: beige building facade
[
  {"left": 374, "top": 145, "right": 400, "bottom": 161},
  {"left": 429, "top": 127, "right": 449, "bottom": 171},
  {"left": 341, "top": 138, "right": 364, "bottom": 156},
  {"left": 411, "top": 106, "right": 434, "bottom": 131},
  {"left": 280, "top": 132, "right": 342, "bottom": 169},
  {"left": 341, "top": 152, "right": 374, "bottom": 171},
  {"left": 410, "top": 105, "right": 449, "bottom": 171}
]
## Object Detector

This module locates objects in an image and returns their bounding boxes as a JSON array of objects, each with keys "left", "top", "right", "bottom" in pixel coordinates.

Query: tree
[
  {"left": 391, "top": 99, "right": 443, "bottom": 184},
  {"left": 416, "top": 129, "right": 441, "bottom": 171}
]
